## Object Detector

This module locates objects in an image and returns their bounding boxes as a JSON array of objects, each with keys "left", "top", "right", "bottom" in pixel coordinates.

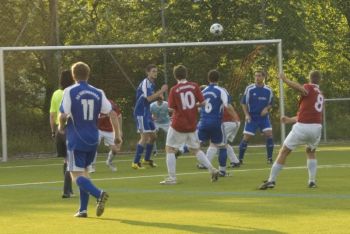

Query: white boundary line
[{"left": 1, "top": 164, "right": 350, "bottom": 188}]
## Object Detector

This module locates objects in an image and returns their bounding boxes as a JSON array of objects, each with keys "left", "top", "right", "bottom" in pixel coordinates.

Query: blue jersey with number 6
[
  {"left": 199, "top": 84, "right": 229, "bottom": 126},
  {"left": 60, "top": 81, "right": 111, "bottom": 152}
]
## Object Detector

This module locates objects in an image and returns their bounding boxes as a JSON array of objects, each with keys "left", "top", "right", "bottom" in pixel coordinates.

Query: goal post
[{"left": 0, "top": 39, "right": 284, "bottom": 162}]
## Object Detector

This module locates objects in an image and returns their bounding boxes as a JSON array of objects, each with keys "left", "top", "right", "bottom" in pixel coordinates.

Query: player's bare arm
[
  {"left": 109, "top": 111, "right": 123, "bottom": 147},
  {"left": 279, "top": 73, "right": 308, "bottom": 96},
  {"left": 260, "top": 105, "right": 272, "bottom": 117},
  {"left": 58, "top": 113, "right": 67, "bottom": 134},
  {"left": 49, "top": 112, "right": 57, "bottom": 137},
  {"left": 241, "top": 104, "right": 251, "bottom": 122},
  {"left": 280, "top": 115, "right": 297, "bottom": 124},
  {"left": 118, "top": 113, "right": 123, "bottom": 138},
  {"left": 146, "top": 84, "right": 168, "bottom": 102}
]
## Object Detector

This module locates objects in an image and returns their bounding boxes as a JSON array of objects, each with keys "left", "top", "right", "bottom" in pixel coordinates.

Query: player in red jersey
[
  {"left": 259, "top": 71, "right": 324, "bottom": 189},
  {"left": 91, "top": 100, "right": 122, "bottom": 172},
  {"left": 160, "top": 65, "right": 220, "bottom": 185}
]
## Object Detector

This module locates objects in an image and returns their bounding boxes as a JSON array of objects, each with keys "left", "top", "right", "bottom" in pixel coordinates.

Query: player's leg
[
  {"left": 227, "top": 144, "right": 240, "bottom": 167},
  {"left": 69, "top": 150, "right": 108, "bottom": 217},
  {"left": 132, "top": 116, "right": 147, "bottom": 169},
  {"left": 160, "top": 127, "right": 183, "bottom": 184},
  {"left": 142, "top": 119, "right": 157, "bottom": 167},
  {"left": 239, "top": 120, "right": 257, "bottom": 164},
  {"left": 206, "top": 142, "right": 218, "bottom": 163},
  {"left": 224, "top": 122, "right": 240, "bottom": 167},
  {"left": 306, "top": 124, "right": 322, "bottom": 188},
  {"left": 56, "top": 131, "right": 73, "bottom": 198},
  {"left": 210, "top": 124, "right": 228, "bottom": 176},
  {"left": 261, "top": 116, "right": 274, "bottom": 164},
  {"left": 102, "top": 131, "right": 118, "bottom": 172}
]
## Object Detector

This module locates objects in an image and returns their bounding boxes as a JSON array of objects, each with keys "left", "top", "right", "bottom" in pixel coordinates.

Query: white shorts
[
  {"left": 223, "top": 121, "right": 240, "bottom": 142},
  {"left": 284, "top": 122, "right": 322, "bottom": 150},
  {"left": 155, "top": 122, "right": 170, "bottom": 133},
  {"left": 99, "top": 130, "right": 115, "bottom": 146},
  {"left": 166, "top": 126, "right": 200, "bottom": 149}
]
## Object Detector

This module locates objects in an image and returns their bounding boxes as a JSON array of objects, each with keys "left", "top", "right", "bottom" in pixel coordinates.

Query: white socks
[
  {"left": 307, "top": 159, "right": 317, "bottom": 183},
  {"left": 227, "top": 145, "right": 240, "bottom": 163},
  {"left": 196, "top": 150, "right": 215, "bottom": 172},
  {"left": 166, "top": 153, "right": 176, "bottom": 179},
  {"left": 268, "top": 162, "right": 283, "bottom": 182},
  {"left": 107, "top": 151, "right": 115, "bottom": 162},
  {"left": 206, "top": 146, "right": 217, "bottom": 163}
]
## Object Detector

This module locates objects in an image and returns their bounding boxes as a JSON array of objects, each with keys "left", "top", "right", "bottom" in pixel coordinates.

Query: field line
[{"left": 1, "top": 163, "right": 350, "bottom": 188}]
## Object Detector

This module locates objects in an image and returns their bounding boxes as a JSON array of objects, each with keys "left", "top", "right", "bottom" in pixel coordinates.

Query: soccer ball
[{"left": 210, "top": 23, "right": 223, "bottom": 36}]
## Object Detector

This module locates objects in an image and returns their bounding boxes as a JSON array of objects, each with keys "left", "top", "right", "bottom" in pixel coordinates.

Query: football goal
[{"left": 0, "top": 39, "right": 284, "bottom": 162}]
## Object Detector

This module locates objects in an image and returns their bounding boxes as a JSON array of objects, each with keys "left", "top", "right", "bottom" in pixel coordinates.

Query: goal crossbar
[{"left": 0, "top": 39, "right": 284, "bottom": 162}]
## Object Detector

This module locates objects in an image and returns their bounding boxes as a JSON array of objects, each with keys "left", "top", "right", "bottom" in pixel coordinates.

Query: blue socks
[
  {"left": 218, "top": 148, "right": 227, "bottom": 167},
  {"left": 266, "top": 137, "right": 274, "bottom": 159},
  {"left": 144, "top": 144, "right": 154, "bottom": 161},
  {"left": 133, "top": 144, "right": 144, "bottom": 163},
  {"left": 239, "top": 140, "right": 248, "bottom": 160},
  {"left": 79, "top": 187, "right": 89, "bottom": 212},
  {"left": 183, "top": 145, "right": 189, "bottom": 153},
  {"left": 76, "top": 176, "right": 101, "bottom": 199}
]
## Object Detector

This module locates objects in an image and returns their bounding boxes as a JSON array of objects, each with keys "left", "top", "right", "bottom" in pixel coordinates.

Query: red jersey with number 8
[
  {"left": 297, "top": 84, "right": 324, "bottom": 124},
  {"left": 168, "top": 80, "right": 204, "bottom": 132}
]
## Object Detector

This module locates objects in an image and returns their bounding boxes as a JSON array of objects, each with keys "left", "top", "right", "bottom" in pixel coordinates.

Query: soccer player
[
  {"left": 205, "top": 102, "right": 241, "bottom": 169},
  {"left": 259, "top": 71, "right": 324, "bottom": 189},
  {"left": 197, "top": 70, "right": 237, "bottom": 176},
  {"left": 150, "top": 95, "right": 170, "bottom": 156},
  {"left": 96, "top": 99, "right": 123, "bottom": 172},
  {"left": 150, "top": 96, "right": 189, "bottom": 157},
  {"left": 238, "top": 70, "right": 274, "bottom": 164},
  {"left": 160, "top": 65, "right": 219, "bottom": 185},
  {"left": 58, "top": 62, "right": 122, "bottom": 218},
  {"left": 49, "top": 70, "right": 74, "bottom": 198},
  {"left": 132, "top": 64, "right": 168, "bottom": 169}
]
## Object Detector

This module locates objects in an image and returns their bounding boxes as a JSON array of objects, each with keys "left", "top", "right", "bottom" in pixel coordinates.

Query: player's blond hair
[{"left": 71, "top": 62, "right": 90, "bottom": 81}]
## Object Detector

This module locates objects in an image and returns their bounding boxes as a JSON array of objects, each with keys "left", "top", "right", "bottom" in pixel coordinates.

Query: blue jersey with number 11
[{"left": 60, "top": 81, "right": 111, "bottom": 152}]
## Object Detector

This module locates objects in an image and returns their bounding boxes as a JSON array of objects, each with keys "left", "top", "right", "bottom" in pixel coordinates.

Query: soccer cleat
[
  {"left": 219, "top": 170, "right": 231, "bottom": 177},
  {"left": 106, "top": 160, "right": 117, "bottom": 172},
  {"left": 142, "top": 159, "right": 157, "bottom": 167},
  {"left": 131, "top": 162, "right": 145, "bottom": 169},
  {"left": 230, "top": 162, "right": 240, "bottom": 168},
  {"left": 175, "top": 150, "right": 182, "bottom": 159},
  {"left": 74, "top": 210, "right": 88, "bottom": 218},
  {"left": 160, "top": 177, "right": 177, "bottom": 185},
  {"left": 62, "top": 193, "right": 72, "bottom": 199},
  {"left": 197, "top": 163, "right": 208, "bottom": 169},
  {"left": 267, "top": 158, "right": 273, "bottom": 164},
  {"left": 308, "top": 181, "right": 317, "bottom": 188},
  {"left": 88, "top": 165, "right": 96, "bottom": 173},
  {"left": 96, "top": 191, "right": 109, "bottom": 217},
  {"left": 239, "top": 159, "right": 243, "bottom": 165},
  {"left": 211, "top": 169, "right": 220, "bottom": 182},
  {"left": 258, "top": 180, "right": 276, "bottom": 190},
  {"left": 152, "top": 151, "right": 157, "bottom": 157}
]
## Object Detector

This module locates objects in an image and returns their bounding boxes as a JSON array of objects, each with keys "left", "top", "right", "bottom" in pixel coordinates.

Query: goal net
[{"left": 0, "top": 40, "right": 284, "bottom": 161}]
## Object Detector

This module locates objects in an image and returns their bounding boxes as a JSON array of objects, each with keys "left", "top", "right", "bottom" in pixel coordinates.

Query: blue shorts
[
  {"left": 243, "top": 115, "right": 272, "bottom": 135},
  {"left": 197, "top": 123, "right": 226, "bottom": 145},
  {"left": 135, "top": 115, "right": 156, "bottom": 133},
  {"left": 67, "top": 149, "right": 96, "bottom": 172}
]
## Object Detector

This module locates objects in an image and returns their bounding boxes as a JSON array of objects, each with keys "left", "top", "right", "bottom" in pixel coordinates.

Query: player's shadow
[{"left": 93, "top": 217, "right": 285, "bottom": 234}]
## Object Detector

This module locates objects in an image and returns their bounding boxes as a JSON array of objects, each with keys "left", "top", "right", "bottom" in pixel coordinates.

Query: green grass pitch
[{"left": 0, "top": 145, "right": 350, "bottom": 234}]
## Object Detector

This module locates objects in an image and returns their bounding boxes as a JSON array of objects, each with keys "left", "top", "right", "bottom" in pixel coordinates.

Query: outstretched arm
[
  {"left": 281, "top": 115, "right": 297, "bottom": 124},
  {"left": 279, "top": 73, "right": 308, "bottom": 96}
]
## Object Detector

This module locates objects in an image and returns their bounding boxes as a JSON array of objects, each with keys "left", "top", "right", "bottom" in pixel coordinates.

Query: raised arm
[{"left": 279, "top": 73, "right": 308, "bottom": 96}]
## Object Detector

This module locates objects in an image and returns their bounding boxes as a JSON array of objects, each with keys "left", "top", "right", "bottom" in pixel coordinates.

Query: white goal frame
[{"left": 0, "top": 39, "right": 284, "bottom": 162}]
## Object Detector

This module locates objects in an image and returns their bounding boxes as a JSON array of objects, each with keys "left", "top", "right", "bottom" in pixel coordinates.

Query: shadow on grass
[{"left": 90, "top": 217, "right": 284, "bottom": 234}]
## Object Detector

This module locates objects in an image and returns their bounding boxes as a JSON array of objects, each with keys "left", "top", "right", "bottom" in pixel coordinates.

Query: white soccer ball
[{"left": 210, "top": 23, "right": 223, "bottom": 36}]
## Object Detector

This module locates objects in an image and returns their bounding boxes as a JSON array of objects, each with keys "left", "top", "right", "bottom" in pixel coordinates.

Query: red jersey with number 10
[
  {"left": 297, "top": 83, "right": 324, "bottom": 124},
  {"left": 168, "top": 80, "right": 204, "bottom": 132}
]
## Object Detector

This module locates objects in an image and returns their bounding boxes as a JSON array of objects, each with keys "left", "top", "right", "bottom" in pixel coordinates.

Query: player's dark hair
[
  {"left": 309, "top": 70, "right": 322, "bottom": 84},
  {"left": 60, "top": 70, "right": 74, "bottom": 89},
  {"left": 208, "top": 69, "right": 220, "bottom": 82},
  {"left": 146, "top": 64, "right": 157, "bottom": 72},
  {"left": 173, "top": 65, "right": 187, "bottom": 80},
  {"left": 71, "top": 62, "right": 90, "bottom": 81},
  {"left": 255, "top": 70, "right": 267, "bottom": 77}
]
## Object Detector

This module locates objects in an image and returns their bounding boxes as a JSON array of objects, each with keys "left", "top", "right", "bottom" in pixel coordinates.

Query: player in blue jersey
[
  {"left": 238, "top": 70, "right": 274, "bottom": 164},
  {"left": 58, "top": 62, "right": 122, "bottom": 218},
  {"left": 132, "top": 64, "right": 168, "bottom": 169},
  {"left": 197, "top": 70, "right": 236, "bottom": 176}
]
